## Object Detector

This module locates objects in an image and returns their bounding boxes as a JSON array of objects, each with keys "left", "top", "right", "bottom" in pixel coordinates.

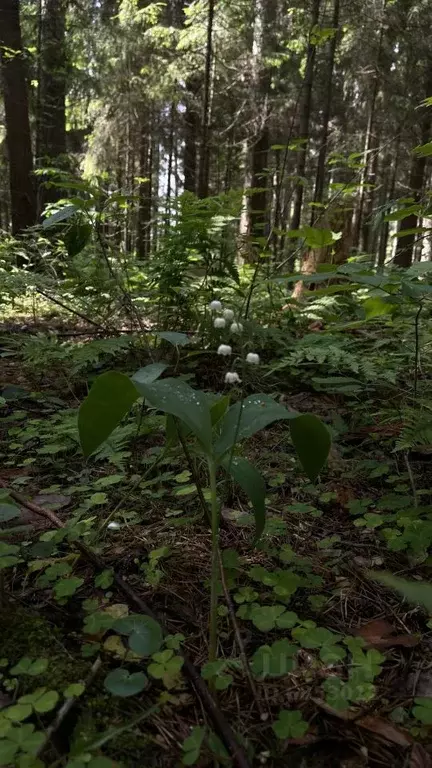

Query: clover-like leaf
[
  {"left": 272, "top": 709, "right": 309, "bottom": 739},
  {"left": 104, "top": 668, "right": 147, "bottom": 697}
]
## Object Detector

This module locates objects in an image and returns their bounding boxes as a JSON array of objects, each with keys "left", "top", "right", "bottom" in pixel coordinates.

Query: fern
[{"left": 395, "top": 404, "right": 432, "bottom": 452}]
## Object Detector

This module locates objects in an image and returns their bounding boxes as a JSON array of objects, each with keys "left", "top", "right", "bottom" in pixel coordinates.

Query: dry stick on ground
[
  {"left": 36, "top": 656, "right": 103, "bottom": 758},
  {"left": 175, "top": 426, "right": 265, "bottom": 717},
  {"left": 0, "top": 481, "right": 251, "bottom": 768}
]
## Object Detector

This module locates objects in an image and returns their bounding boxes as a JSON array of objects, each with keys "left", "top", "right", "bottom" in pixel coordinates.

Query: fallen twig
[{"left": 0, "top": 481, "right": 251, "bottom": 768}]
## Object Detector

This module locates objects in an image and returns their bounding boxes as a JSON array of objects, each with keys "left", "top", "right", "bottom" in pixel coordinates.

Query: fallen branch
[{"left": 0, "top": 482, "right": 251, "bottom": 768}]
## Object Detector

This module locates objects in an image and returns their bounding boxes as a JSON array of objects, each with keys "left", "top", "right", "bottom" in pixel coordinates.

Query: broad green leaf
[
  {"left": 134, "top": 378, "right": 212, "bottom": 451},
  {"left": 113, "top": 614, "right": 163, "bottom": 657},
  {"left": 221, "top": 456, "right": 266, "bottom": 540},
  {"left": 363, "top": 297, "right": 397, "bottom": 320},
  {"left": 64, "top": 220, "right": 92, "bottom": 256},
  {"left": 155, "top": 331, "right": 190, "bottom": 347},
  {"left": 215, "top": 394, "right": 297, "bottom": 456},
  {"left": 0, "top": 504, "right": 20, "bottom": 523},
  {"left": 78, "top": 372, "right": 139, "bottom": 457},
  {"left": 301, "top": 226, "right": 341, "bottom": 249},
  {"left": 371, "top": 572, "right": 432, "bottom": 612},
  {"left": 104, "top": 668, "right": 147, "bottom": 697},
  {"left": 42, "top": 204, "right": 78, "bottom": 228},
  {"left": 413, "top": 141, "right": 432, "bottom": 157},
  {"left": 131, "top": 363, "right": 168, "bottom": 387},
  {"left": 290, "top": 414, "right": 331, "bottom": 482},
  {"left": 210, "top": 395, "right": 230, "bottom": 426},
  {"left": 0, "top": 740, "right": 19, "bottom": 763},
  {"left": 383, "top": 205, "right": 421, "bottom": 222}
]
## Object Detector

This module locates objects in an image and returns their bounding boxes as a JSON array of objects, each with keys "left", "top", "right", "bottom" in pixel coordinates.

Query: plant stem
[{"left": 208, "top": 459, "right": 220, "bottom": 662}]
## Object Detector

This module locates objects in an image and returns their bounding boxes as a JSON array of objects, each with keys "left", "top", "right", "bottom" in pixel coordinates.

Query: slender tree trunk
[
  {"left": 311, "top": 0, "right": 340, "bottom": 224},
  {"left": 362, "top": 128, "right": 380, "bottom": 253},
  {"left": 395, "top": 116, "right": 432, "bottom": 267},
  {"left": 353, "top": 0, "right": 387, "bottom": 250},
  {"left": 37, "top": 0, "right": 67, "bottom": 212},
  {"left": 183, "top": 76, "right": 200, "bottom": 194},
  {"left": 290, "top": 0, "right": 320, "bottom": 239},
  {"left": 248, "top": 0, "right": 276, "bottom": 245},
  {"left": 197, "top": 0, "right": 215, "bottom": 198},
  {"left": 0, "top": 0, "right": 37, "bottom": 234},
  {"left": 378, "top": 135, "right": 400, "bottom": 270},
  {"left": 137, "top": 120, "right": 152, "bottom": 259}
]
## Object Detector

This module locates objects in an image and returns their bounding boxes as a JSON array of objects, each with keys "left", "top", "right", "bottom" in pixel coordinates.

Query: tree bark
[
  {"left": 353, "top": 0, "right": 387, "bottom": 250},
  {"left": 0, "top": 0, "right": 37, "bottom": 234},
  {"left": 37, "top": 0, "right": 67, "bottom": 212},
  {"left": 247, "top": 0, "right": 276, "bottom": 244},
  {"left": 183, "top": 75, "right": 200, "bottom": 194},
  {"left": 394, "top": 114, "right": 432, "bottom": 267},
  {"left": 311, "top": 0, "right": 340, "bottom": 224},
  {"left": 136, "top": 121, "right": 152, "bottom": 260},
  {"left": 197, "top": 0, "right": 215, "bottom": 199},
  {"left": 290, "top": 0, "right": 321, "bottom": 240}
]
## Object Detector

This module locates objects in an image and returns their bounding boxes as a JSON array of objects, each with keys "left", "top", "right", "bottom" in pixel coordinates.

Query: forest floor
[{"left": 1, "top": 315, "right": 432, "bottom": 768}]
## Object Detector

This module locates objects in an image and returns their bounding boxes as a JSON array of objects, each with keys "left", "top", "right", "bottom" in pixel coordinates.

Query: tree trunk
[
  {"left": 248, "top": 0, "right": 277, "bottom": 245},
  {"left": 290, "top": 0, "right": 321, "bottom": 241},
  {"left": 183, "top": 76, "right": 200, "bottom": 194},
  {"left": 0, "top": 0, "right": 37, "bottom": 234},
  {"left": 311, "top": 0, "right": 340, "bottom": 223},
  {"left": 136, "top": 121, "right": 152, "bottom": 260},
  {"left": 353, "top": 0, "right": 387, "bottom": 250},
  {"left": 37, "top": 0, "right": 67, "bottom": 212},
  {"left": 197, "top": 0, "right": 215, "bottom": 199},
  {"left": 394, "top": 133, "right": 431, "bottom": 267}
]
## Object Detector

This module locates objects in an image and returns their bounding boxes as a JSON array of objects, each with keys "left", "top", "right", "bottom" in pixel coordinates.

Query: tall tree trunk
[
  {"left": 290, "top": 0, "right": 321, "bottom": 247},
  {"left": 183, "top": 76, "right": 200, "bottom": 194},
  {"left": 248, "top": 0, "right": 276, "bottom": 244},
  {"left": 395, "top": 95, "right": 432, "bottom": 267},
  {"left": 37, "top": 0, "right": 67, "bottom": 213},
  {"left": 311, "top": 0, "right": 340, "bottom": 224},
  {"left": 197, "top": 0, "right": 215, "bottom": 199},
  {"left": 136, "top": 120, "right": 152, "bottom": 259},
  {"left": 377, "top": 139, "right": 399, "bottom": 271},
  {"left": 353, "top": 0, "right": 387, "bottom": 250},
  {"left": 0, "top": 0, "right": 37, "bottom": 234}
]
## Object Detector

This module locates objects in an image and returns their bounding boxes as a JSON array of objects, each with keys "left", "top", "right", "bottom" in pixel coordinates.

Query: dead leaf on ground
[
  {"left": 32, "top": 493, "right": 71, "bottom": 510},
  {"left": 410, "top": 744, "right": 432, "bottom": 768},
  {"left": 356, "top": 618, "right": 420, "bottom": 649},
  {"left": 356, "top": 715, "right": 412, "bottom": 747}
]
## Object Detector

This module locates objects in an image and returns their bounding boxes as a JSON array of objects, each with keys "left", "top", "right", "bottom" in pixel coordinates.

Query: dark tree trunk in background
[
  {"left": 311, "top": 0, "right": 339, "bottom": 224},
  {"left": 353, "top": 0, "right": 387, "bottom": 251},
  {"left": 197, "top": 0, "right": 215, "bottom": 198},
  {"left": 137, "top": 121, "right": 152, "bottom": 259},
  {"left": 37, "top": 0, "right": 67, "bottom": 213},
  {"left": 395, "top": 96, "right": 432, "bottom": 267},
  {"left": 183, "top": 76, "right": 200, "bottom": 194},
  {"left": 290, "top": 0, "right": 321, "bottom": 240},
  {"left": 0, "top": 0, "right": 37, "bottom": 234},
  {"left": 248, "top": 0, "right": 276, "bottom": 244}
]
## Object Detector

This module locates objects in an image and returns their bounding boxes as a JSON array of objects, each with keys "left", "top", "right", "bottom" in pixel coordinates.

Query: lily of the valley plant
[{"left": 78, "top": 350, "right": 331, "bottom": 661}]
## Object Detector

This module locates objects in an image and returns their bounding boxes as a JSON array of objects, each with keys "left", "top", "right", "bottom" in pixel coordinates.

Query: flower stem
[{"left": 208, "top": 459, "right": 220, "bottom": 662}]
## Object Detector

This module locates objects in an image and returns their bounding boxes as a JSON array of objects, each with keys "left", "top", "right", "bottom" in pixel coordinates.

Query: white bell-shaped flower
[
  {"left": 225, "top": 371, "right": 241, "bottom": 385},
  {"left": 217, "top": 344, "right": 232, "bottom": 356},
  {"left": 230, "top": 322, "right": 243, "bottom": 333},
  {"left": 246, "top": 352, "right": 260, "bottom": 365},
  {"left": 223, "top": 308, "right": 235, "bottom": 321},
  {"left": 214, "top": 317, "right": 226, "bottom": 329},
  {"left": 209, "top": 300, "right": 222, "bottom": 312}
]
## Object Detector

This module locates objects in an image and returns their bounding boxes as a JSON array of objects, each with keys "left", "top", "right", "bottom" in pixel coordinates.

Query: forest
[{"left": 1, "top": 0, "right": 432, "bottom": 766}]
